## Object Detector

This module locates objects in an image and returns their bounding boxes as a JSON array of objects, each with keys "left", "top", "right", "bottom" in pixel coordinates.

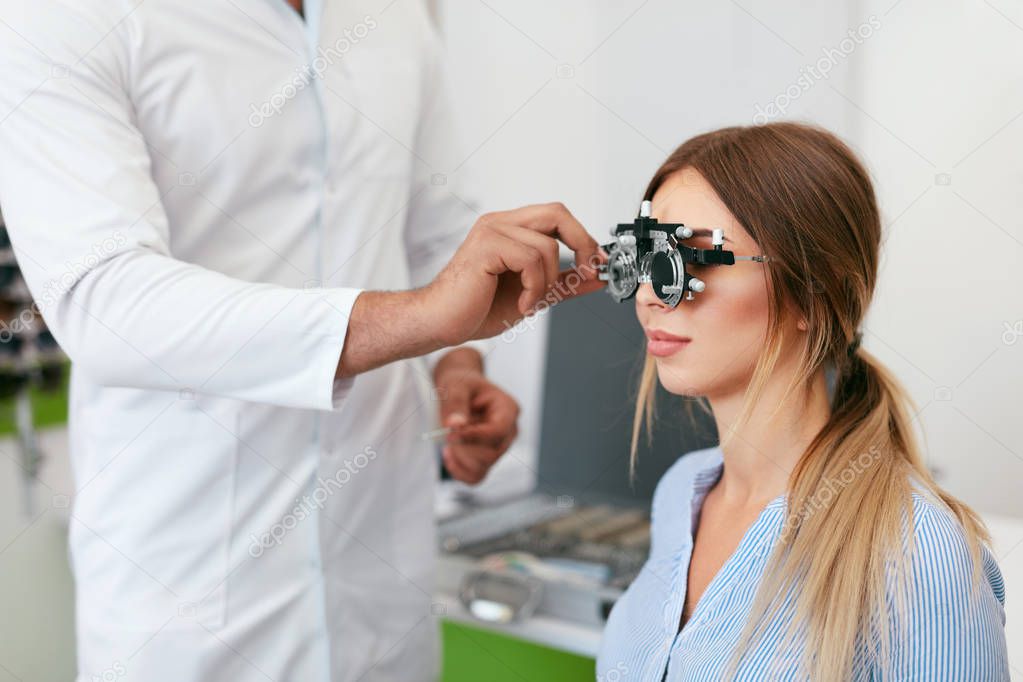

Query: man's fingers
[
  {"left": 443, "top": 445, "right": 489, "bottom": 484},
  {"left": 456, "top": 399, "right": 517, "bottom": 445},
  {"left": 494, "top": 426, "right": 517, "bottom": 455},
  {"left": 455, "top": 423, "right": 505, "bottom": 447},
  {"left": 454, "top": 443, "right": 499, "bottom": 473},
  {"left": 489, "top": 221, "right": 605, "bottom": 314},
  {"left": 442, "top": 447, "right": 474, "bottom": 482},
  {"left": 489, "top": 233, "right": 549, "bottom": 314},
  {"left": 486, "top": 202, "right": 600, "bottom": 274},
  {"left": 439, "top": 382, "right": 472, "bottom": 427},
  {"left": 457, "top": 420, "right": 517, "bottom": 449},
  {"left": 553, "top": 267, "right": 607, "bottom": 300},
  {"left": 491, "top": 223, "right": 560, "bottom": 296}
]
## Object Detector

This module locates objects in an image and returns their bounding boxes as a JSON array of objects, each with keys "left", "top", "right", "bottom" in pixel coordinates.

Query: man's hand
[
  {"left": 337, "top": 202, "right": 605, "bottom": 378},
  {"left": 433, "top": 347, "right": 518, "bottom": 485},
  {"left": 422, "top": 202, "right": 606, "bottom": 344}
]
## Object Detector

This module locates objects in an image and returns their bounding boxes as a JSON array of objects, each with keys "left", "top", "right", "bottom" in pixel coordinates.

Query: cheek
[
  {"left": 654, "top": 274, "right": 771, "bottom": 394},
  {"left": 695, "top": 273, "right": 770, "bottom": 340},
  {"left": 704, "top": 278, "right": 771, "bottom": 384},
  {"left": 725, "top": 276, "right": 771, "bottom": 334}
]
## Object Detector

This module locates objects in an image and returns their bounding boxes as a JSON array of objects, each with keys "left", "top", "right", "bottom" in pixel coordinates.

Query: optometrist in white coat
[{"left": 0, "top": 1, "right": 604, "bottom": 680}]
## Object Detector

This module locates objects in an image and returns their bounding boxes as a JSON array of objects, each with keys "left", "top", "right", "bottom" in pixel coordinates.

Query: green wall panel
[{"left": 441, "top": 620, "right": 595, "bottom": 682}]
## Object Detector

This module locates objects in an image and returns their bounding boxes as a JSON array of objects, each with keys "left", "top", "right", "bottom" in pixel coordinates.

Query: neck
[
  {"left": 287, "top": 0, "right": 303, "bottom": 16},
  {"left": 708, "top": 360, "right": 831, "bottom": 508}
]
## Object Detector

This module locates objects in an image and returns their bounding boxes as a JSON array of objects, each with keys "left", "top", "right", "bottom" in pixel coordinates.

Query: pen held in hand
[{"left": 420, "top": 426, "right": 453, "bottom": 442}]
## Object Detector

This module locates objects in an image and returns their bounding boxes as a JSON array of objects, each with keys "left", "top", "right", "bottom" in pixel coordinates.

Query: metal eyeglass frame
[{"left": 597, "top": 200, "right": 773, "bottom": 307}]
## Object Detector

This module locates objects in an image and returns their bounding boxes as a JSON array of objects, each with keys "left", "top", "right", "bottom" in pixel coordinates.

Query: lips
[{"left": 645, "top": 328, "right": 691, "bottom": 357}]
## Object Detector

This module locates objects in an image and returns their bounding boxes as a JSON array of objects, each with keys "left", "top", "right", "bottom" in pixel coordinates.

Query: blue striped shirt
[{"left": 596, "top": 446, "right": 1010, "bottom": 681}]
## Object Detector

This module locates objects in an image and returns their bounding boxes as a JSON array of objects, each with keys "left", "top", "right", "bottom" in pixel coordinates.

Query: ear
[{"left": 796, "top": 318, "right": 808, "bottom": 332}]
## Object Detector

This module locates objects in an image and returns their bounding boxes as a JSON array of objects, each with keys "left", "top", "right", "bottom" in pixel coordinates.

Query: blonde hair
[{"left": 630, "top": 122, "right": 991, "bottom": 679}]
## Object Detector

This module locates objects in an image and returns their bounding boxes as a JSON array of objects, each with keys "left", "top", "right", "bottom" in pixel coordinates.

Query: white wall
[{"left": 845, "top": 0, "right": 1023, "bottom": 519}]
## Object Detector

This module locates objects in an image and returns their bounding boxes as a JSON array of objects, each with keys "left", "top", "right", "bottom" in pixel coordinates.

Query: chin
[{"left": 653, "top": 361, "right": 702, "bottom": 397}]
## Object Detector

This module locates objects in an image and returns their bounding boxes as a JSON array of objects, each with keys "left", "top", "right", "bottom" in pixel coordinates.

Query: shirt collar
[{"left": 691, "top": 446, "right": 789, "bottom": 512}]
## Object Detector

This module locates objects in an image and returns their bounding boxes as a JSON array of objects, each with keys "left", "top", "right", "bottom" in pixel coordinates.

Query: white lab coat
[{"left": 0, "top": 1, "right": 488, "bottom": 680}]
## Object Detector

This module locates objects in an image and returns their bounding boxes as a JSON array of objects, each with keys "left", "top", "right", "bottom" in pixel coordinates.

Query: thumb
[
  {"left": 555, "top": 267, "right": 607, "bottom": 300},
  {"left": 439, "top": 381, "right": 473, "bottom": 428}
]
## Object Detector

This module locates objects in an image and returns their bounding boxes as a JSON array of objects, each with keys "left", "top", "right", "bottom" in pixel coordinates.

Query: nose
[{"left": 635, "top": 281, "right": 672, "bottom": 310}]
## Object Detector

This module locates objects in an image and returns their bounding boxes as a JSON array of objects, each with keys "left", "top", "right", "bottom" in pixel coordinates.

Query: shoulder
[
  {"left": 907, "top": 491, "right": 1005, "bottom": 608},
  {"left": 0, "top": 1, "right": 137, "bottom": 40},
  {"left": 0, "top": 0, "right": 135, "bottom": 84},
  {"left": 872, "top": 491, "right": 1010, "bottom": 679}
]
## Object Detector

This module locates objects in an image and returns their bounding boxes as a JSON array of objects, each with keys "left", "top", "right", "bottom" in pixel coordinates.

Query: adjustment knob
[{"left": 689, "top": 277, "right": 705, "bottom": 292}]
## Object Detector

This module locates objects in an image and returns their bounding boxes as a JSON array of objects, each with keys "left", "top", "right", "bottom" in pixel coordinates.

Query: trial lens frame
[{"left": 597, "top": 200, "right": 772, "bottom": 307}]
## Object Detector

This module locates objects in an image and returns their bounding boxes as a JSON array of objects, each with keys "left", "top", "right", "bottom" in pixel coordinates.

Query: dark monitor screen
[{"left": 535, "top": 274, "right": 719, "bottom": 508}]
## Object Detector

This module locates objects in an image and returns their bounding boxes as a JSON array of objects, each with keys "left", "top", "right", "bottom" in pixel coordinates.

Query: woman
[{"left": 596, "top": 123, "right": 1009, "bottom": 681}]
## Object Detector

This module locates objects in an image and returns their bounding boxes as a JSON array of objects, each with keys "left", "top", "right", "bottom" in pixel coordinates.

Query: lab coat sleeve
[
  {"left": 0, "top": 7, "right": 361, "bottom": 411},
  {"left": 402, "top": 26, "right": 495, "bottom": 377}
]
